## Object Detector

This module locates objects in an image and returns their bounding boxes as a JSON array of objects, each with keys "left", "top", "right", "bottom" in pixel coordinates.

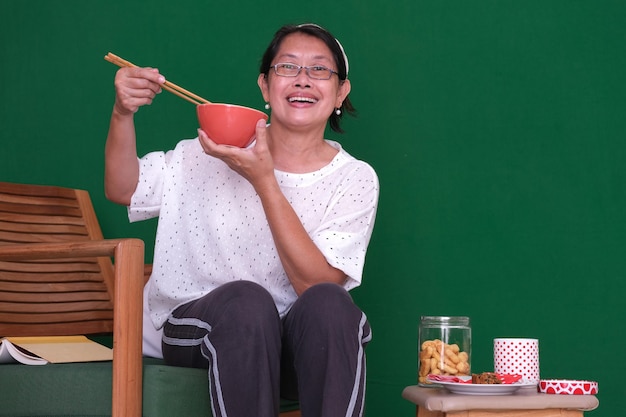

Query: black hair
[{"left": 259, "top": 24, "right": 356, "bottom": 133}]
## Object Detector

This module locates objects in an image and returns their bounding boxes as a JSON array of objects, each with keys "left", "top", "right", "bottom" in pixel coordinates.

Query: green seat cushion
[
  {"left": 0, "top": 361, "right": 114, "bottom": 417},
  {"left": 0, "top": 357, "right": 299, "bottom": 417}
]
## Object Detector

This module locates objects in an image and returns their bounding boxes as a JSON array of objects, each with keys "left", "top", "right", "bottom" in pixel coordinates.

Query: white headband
[{"left": 296, "top": 23, "right": 349, "bottom": 76}]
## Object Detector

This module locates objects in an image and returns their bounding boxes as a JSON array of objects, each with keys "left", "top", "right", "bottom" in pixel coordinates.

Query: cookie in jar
[{"left": 418, "top": 316, "right": 471, "bottom": 385}]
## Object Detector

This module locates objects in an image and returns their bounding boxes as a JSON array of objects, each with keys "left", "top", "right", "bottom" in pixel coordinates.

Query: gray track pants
[{"left": 162, "top": 281, "right": 372, "bottom": 417}]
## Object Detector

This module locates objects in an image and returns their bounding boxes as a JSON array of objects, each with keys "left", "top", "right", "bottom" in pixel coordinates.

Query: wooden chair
[
  {"left": 0, "top": 181, "right": 144, "bottom": 417},
  {"left": 0, "top": 182, "right": 301, "bottom": 417}
]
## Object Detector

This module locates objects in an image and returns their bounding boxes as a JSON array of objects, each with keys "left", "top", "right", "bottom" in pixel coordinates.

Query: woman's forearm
[
  {"left": 104, "top": 108, "right": 140, "bottom": 205},
  {"left": 256, "top": 179, "right": 346, "bottom": 295}
]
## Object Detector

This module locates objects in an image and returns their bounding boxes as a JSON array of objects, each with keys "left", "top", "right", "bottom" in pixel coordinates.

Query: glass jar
[{"left": 418, "top": 316, "right": 471, "bottom": 386}]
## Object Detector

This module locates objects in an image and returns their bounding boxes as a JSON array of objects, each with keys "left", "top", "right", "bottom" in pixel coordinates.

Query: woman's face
[{"left": 258, "top": 32, "right": 351, "bottom": 133}]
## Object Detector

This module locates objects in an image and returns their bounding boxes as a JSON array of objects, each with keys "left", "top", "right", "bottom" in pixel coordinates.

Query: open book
[{"left": 0, "top": 336, "right": 113, "bottom": 365}]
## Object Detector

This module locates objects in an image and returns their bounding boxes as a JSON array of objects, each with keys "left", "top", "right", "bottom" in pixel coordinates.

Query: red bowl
[
  {"left": 538, "top": 379, "right": 598, "bottom": 395},
  {"left": 197, "top": 103, "right": 268, "bottom": 148}
]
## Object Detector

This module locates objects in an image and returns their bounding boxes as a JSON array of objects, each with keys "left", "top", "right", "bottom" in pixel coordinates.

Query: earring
[
  {"left": 264, "top": 103, "right": 270, "bottom": 110},
  {"left": 335, "top": 108, "right": 341, "bottom": 115}
]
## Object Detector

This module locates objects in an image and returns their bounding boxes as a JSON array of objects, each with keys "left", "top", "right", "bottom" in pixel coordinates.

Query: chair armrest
[{"left": 0, "top": 238, "right": 145, "bottom": 417}]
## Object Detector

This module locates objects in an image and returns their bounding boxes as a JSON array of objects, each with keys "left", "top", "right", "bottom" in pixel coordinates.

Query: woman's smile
[{"left": 287, "top": 94, "right": 319, "bottom": 106}]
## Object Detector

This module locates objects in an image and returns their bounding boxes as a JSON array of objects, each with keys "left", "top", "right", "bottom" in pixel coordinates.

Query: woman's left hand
[{"left": 198, "top": 119, "right": 275, "bottom": 188}]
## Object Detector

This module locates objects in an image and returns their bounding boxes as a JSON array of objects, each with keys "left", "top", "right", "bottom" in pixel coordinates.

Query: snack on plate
[
  {"left": 472, "top": 372, "right": 501, "bottom": 384},
  {"left": 418, "top": 339, "right": 470, "bottom": 384}
]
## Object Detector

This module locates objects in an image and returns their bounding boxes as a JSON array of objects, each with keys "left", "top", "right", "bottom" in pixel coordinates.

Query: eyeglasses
[{"left": 271, "top": 63, "right": 338, "bottom": 80}]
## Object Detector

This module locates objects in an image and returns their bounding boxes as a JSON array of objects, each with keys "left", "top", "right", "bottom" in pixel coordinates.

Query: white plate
[{"left": 428, "top": 378, "right": 537, "bottom": 395}]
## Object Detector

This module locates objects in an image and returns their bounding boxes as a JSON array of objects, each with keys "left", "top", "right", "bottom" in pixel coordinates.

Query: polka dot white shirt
[{"left": 129, "top": 138, "right": 379, "bottom": 328}]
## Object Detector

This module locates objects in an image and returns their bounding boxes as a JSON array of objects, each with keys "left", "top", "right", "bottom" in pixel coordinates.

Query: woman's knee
[
  {"left": 290, "top": 283, "right": 360, "bottom": 327},
  {"left": 217, "top": 280, "right": 279, "bottom": 324},
  {"left": 284, "top": 283, "right": 371, "bottom": 361},
  {"left": 172, "top": 280, "right": 279, "bottom": 333},
  {"left": 301, "top": 282, "right": 352, "bottom": 306}
]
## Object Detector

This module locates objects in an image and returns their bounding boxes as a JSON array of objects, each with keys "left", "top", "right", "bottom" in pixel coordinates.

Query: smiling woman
[
  {"left": 252, "top": 31, "right": 352, "bottom": 172},
  {"left": 103, "top": 22, "right": 379, "bottom": 417},
  {"left": 258, "top": 23, "right": 356, "bottom": 134},
  {"left": 4, "top": 2, "right": 626, "bottom": 416}
]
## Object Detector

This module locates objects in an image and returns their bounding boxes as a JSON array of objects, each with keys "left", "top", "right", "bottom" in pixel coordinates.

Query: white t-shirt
[{"left": 129, "top": 138, "right": 379, "bottom": 329}]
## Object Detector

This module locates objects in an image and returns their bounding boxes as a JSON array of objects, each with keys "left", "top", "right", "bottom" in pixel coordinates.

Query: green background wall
[{"left": 2, "top": 1, "right": 624, "bottom": 415}]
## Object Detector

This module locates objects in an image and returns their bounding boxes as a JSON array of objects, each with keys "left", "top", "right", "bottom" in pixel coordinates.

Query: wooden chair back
[{"left": 0, "top": 181, "right": 115, "bottom": 336}]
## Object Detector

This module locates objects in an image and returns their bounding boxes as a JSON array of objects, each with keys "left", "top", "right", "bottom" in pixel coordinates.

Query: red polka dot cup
[{"left": 494, "top": 338, "right": 540, "bottom": 384}]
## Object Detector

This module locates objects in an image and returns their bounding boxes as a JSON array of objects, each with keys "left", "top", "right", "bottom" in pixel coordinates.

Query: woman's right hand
[
  {"left": 113, "top": 67, "right": 165, "bottom": 115},
  {"left": 104, "top": 67, "right": 162, "bottom": 205}
]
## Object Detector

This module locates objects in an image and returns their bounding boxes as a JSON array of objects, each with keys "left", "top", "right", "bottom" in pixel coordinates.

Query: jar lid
[{"left": 420, "top": 316, "right": 470, "bottom": 325}]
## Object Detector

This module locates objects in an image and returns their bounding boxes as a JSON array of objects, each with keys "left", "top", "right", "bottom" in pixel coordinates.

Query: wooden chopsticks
[{"left": 104, "top": 52, "right": 210, "bottom": 105}]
